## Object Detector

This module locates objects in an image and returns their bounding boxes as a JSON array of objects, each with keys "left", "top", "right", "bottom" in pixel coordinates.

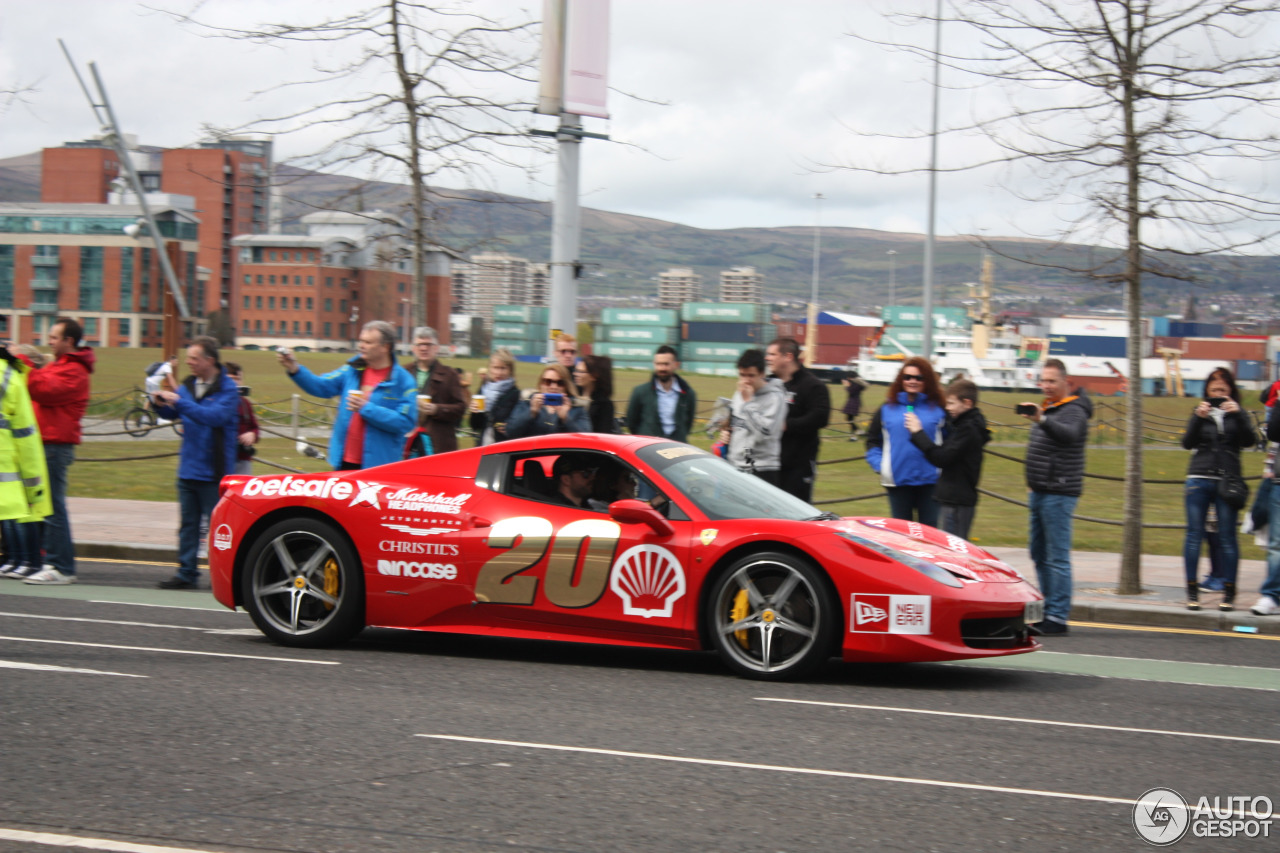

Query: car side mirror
[{"left": 609, "top": 498, "right": 674, "bottom": 537}]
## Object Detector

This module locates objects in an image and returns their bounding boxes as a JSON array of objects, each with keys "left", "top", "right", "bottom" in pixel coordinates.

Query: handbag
[{"left": 1213, "top": 428, "right": 1249, "bottom": 509}]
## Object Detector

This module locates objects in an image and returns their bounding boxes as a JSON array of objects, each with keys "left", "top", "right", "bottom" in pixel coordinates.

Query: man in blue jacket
[
  {"left": 153, "top": 336, "right": 240, "bottom": 590},
  {"left": 279, "top": 320, "right": 416, "bottom": 470}
]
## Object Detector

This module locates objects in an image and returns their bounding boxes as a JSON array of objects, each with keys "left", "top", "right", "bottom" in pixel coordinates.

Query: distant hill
[{"left": 5, "top": 151, "right": 1278, "bottom": 315}]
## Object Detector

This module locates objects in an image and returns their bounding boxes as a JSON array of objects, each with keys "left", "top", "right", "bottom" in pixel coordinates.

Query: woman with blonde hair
[
  {"left": 865, "top": 356, "right": 946, "bottom": 525},
  {"left": 473, "top": 349, "right": 520, "bottom": 445},
  {"left": 507, "top": 362, "right": 590, "bottom": 437}
]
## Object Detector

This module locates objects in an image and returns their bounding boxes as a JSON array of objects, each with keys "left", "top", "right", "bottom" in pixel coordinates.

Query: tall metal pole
[
  {"left": 921, "top": 0, "right": 943, "bottom": 359},
  {"left": 547, "top": 113, "right": 582, "bottom": 356},
  {"left": 804, "top": 193, "right": 823, "bottom": 366}
]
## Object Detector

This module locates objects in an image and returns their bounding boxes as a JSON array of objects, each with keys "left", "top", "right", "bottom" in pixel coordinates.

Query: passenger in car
[{"left": 588, "top": 465, "right": 639, "bottom": 512}]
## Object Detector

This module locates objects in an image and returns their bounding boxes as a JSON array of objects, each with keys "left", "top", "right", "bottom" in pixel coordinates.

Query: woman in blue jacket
[
  {"left": 507, "top": 363, "right": 590, "bottom": 438},
  {"left": 865, "top": 357, "right": 946, "bottom": 525}
]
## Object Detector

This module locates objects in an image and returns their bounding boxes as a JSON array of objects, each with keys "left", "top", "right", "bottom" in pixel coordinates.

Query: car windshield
[{"left": 636, "top": 443, "right": 820, "bottom": 521}]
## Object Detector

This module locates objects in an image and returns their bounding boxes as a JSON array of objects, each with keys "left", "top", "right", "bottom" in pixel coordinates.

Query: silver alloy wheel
[
  {"left": 712, "top": 557, "right": 822, "bottom": 675},
  {"left": 249, "top": 529, "right": 345, "bottom": 637}
]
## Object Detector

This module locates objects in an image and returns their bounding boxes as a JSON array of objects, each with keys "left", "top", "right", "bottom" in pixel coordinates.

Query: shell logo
[{"left": 609, "top": 544, "right": 687, "bottom": 619}]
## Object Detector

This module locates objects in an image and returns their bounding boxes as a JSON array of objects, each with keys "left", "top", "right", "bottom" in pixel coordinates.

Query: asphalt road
[{"left": 2, "top": 558, "right": 1279, "bottom": 853}]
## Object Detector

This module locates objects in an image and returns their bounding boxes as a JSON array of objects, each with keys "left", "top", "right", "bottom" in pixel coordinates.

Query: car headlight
[{"left": 834, "top": 530, "right": 964, "bottom": 588}]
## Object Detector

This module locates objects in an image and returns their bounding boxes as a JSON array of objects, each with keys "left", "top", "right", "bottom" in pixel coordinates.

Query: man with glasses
[
  {"left": 1018, "top": 358, "right": 1092, "bottom": 636},
  {"left": 406, "top": 326, "right": 465, "bottom": 454},
  {"left": 766, "top": 337, "right": 831, "bottom": 502},
  {"left": 626, "top": 345, "right": 697, "bottom": 442},
  {"left": 507, "top": 364, "right": 590, "bottom": 437},
  {"left": 548, "top": 453, "right": 597, "bottom": 509}
]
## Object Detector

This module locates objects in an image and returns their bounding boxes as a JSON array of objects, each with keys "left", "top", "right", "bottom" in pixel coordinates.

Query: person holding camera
[
  {"left": 1181, "top": 367, "right": 1255, "bottom": 611},
  {"left": 224, "top": 362, "right": 259, "bottom": 476},
  {"left": 1017, "top": 358, "right": 1092, "bottom": 635},
  {"left": 506, "top": 363, "right": 590, "bottom": 438}
]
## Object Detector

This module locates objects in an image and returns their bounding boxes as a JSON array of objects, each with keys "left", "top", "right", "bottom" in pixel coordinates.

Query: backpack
[{"left": 145, "top": 361, "right": 165, "bottom": 377}]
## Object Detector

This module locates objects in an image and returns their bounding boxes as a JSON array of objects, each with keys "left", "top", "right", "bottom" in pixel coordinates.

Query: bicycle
[{"left": 122, "top": 393, "right": 184, "bottom": 438}]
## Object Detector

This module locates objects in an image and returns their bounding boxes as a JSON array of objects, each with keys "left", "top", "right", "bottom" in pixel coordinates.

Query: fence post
[{"left": 291, "top": 394, "right": 301, "bottom": 444}]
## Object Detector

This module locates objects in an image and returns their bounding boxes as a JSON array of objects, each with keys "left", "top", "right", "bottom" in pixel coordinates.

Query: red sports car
[{"left": 208, "top": 433, "right": 1041, "bottom": 680}]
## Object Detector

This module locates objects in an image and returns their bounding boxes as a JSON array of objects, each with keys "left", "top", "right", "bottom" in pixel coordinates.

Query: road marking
[
  {"left": 0, "top": 611, "right": 235, "bottom": 633},
  {"left": 755, "top": 698, "right": 1280, "bottom": 746},
  {"left": 89, "top": 601, "right": 241, "bottom": 614},
  {"left": 1074, "top": 620, "right": 1280, "bottom": 640},
  {"left": 944, "top": 649, "right": 1280, "bottom": 690},
  {"left": 0, "top": 827, "right": 223, "bottom": 852},
  {"left": 0, "top": 636, "right": 339, "bottom": 665},
  {"left": 0, "top": 660, "right": 146, "bottom": 678},
  {"left": 417, "top": 734, "right": 1133, "bottom": 806},
  {"left": 0, "top": 584, "right": 227, "bottom": 611}
]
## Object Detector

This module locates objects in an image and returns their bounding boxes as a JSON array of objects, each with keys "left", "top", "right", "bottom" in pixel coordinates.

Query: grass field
[{"left": 73, "top": 347, "right": 1272, "bottom": 559}]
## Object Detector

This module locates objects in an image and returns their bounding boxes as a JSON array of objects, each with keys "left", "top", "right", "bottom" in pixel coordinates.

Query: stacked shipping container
[
  {"left": 679, "top": 302, "right": 772, "bottom": 376},
  {"left": 490, "top": 305, "right": 549, "bottom": 357},
  {"left": 593, "top": 307, "right": 679, "bottom": 372}
]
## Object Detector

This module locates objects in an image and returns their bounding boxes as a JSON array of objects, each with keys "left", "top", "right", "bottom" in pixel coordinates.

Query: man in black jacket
[
  {"left": 766, "top": 337, "right": 831, "bottom": 502},
  {"left": 905, "top": 379, "right": 990, "bottom": 539},
  {"left": 1017, "top": 359, "right": 1093, "bottom": 635}
]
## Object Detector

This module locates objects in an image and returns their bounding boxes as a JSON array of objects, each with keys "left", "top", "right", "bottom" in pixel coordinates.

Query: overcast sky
[{"left": 3, "top": 0, "right": 1273, "bottom": 249}]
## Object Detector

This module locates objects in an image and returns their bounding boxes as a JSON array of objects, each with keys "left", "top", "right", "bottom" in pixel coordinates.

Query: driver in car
[{"left": 547, "top": 453, "right": 598, "bottom": 509}]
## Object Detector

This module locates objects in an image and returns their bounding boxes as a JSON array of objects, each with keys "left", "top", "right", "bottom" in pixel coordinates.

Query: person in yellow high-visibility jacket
[{"left": 0, "top": 351, "right": 51, "bottom": 526}]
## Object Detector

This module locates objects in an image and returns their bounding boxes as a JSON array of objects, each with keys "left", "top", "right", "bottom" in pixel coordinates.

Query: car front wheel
[
  {"left": 706, "top": 551, "right": 837, "bottom": 680},
  {"left": 240, "top": 517, "right": 364, "bottom": 647}
]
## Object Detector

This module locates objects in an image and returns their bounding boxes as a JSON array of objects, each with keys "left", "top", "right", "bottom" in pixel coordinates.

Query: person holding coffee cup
[
  {"left": 279, "top": 320, "right": 416, "bottom": 469},
  {"left": 506, "top": 363, "right": 590, "bottom": 438},
  {"left": 404, "top": 326, "right": 465, "bottom": 455}
]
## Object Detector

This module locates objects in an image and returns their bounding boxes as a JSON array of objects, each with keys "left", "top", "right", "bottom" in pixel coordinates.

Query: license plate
[{"left": 1024, "top": 600, "right": 1044, "bottom": 625}]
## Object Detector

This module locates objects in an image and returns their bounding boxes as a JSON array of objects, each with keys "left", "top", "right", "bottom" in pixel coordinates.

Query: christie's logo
[
  {"left": 243, "top": 476, "right": 353, "bottom": 501},
  {"left": 376, "top": 560, "right": 458, "bottom": 580},
  {"left": 379, "top": 540, "right": 460, "bottom": 556},
  {"left": 384, "top": 489, "right": 472, "bottom": 514},
  {"left": 850, "top": 594, "right": 932, "bottom": 635}
]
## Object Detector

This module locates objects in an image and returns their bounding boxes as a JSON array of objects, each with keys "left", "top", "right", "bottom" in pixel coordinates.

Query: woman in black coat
[
  {"left": 474, "top": 349, "right": 521, "bottom": 445},
  {"left": 573, "top": 354, "right": 616, "bottom": 433},
  {"left": 1181, "top": 366, "right": 1256, "bottom": 611}
]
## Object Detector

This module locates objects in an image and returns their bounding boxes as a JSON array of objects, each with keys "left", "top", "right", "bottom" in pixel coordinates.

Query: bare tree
[
  {"left": 165, "top": 0, "right": 547, "bottom": 330},
  {"left": 838, "top": 0, "right": 1280, "bottom": 593}
]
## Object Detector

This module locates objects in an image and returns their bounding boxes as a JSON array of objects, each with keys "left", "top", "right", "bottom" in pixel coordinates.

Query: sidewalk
[{"left": 62, "top": 497, "right": 1280, "bottom": 635}]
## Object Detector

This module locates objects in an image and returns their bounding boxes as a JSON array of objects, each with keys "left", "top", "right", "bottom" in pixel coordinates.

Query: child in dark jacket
[{"left": 904, "top": 378, "right": 991, "bottom": 539}]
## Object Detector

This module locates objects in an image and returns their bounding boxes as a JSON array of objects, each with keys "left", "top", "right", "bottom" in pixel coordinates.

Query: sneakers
[
  {"left": 157, "top": 577, "right": 199, "bottom": 590},
  {"left": 23, "top": 567, "right": 75, "bottom": 585},
  {"left": 1200, "top": 575, "right": 1225, "bottom": 592},
  {"left": 1031, "top": 619, "right": 1069, "bottom": 635},
  {"left": 4, "top": 563, "right": 38, "bottom": 579},
  {"left": 1250, "top": 595, "right": 1280, "bottom": 616}
]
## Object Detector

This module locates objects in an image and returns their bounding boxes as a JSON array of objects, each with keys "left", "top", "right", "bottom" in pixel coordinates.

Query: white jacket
[{"left": 728, "top": 378, "right": 786, "bottom": 473}]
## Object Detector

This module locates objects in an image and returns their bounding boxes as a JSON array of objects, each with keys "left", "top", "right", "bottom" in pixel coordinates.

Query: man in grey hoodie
[{"left": 722, "top": 348, "right": 787, "bottom": 486}]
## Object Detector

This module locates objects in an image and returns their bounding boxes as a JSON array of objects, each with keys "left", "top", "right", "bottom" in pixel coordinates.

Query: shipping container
[
  {"left": 493, "top": 305, "right": 549, "bottom": 323},
  {"left": 1181, "top": 338, "right": 1267, "bottom": 362},
  {"left": 680, "top": 321, "right": 769, "bottom": 344},
  {"left": 1236, "top": 359, "right": 1265, "bottom": 381},
  {"left": 594, "top": 342, "right": 662, "bottom": 360},
  {"left": 882, "top": 305, "right": 967, "bottom": 329},
  {"left": 1169, "top": 321, "right": 1224, "bottom": 338},
  {"left": 1070, "top": 375, "right": 1128, "bottom": 396},
  {"left": 1048, "top": 334, "right": 1128, "bottom": 358},
  {"left": 812, "top": 344, "right": 864, "bottom": 365},
  {"left": 680, "top": 302, "right": 771, "bottom": 324},
  {"left": 1049, "top": 317, "right": 1132, "bottom": 337},
  {"left": 681, "top": 342, "right": 749, "bottom": 362},
  {"left": 1149, "top": 316, "right": 1171, "bottom": 337},
  {"left": 613, "top": 361, "right": 657, "bottom": 373},
  {"left": 817, "top": 311, "right": 882, "bottom": 327},
  {"left": 492, "top": 322, "right": 548, "bottom": 340},
  {"left": 1151, "top": 336, "right": 1183, "bottom": 353},
  {"left": 775, "top": 321, "right": 805, "bottom": 339},
  {"left": 600, "top": 307, "right": 678, "bottom": 326},
  {"left": 490, "top": 339, "right": 541, "bottom": 356},
  {"left": 682, "top": 362, "right": 740, "bottom": 377},
  {"left": 599, "top": 325, "right": 680, "bottom": 344},
  {"left": 786, "top": 324, "right": 875, "bottom": 347}
]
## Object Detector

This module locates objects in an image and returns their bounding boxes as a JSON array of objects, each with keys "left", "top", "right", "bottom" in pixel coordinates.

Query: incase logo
[
  {"left": 242, "top": 476, "right": 353, "bottom": 501},
  {"left": 376, "top": 560, "right": 458, "bottom": 580},
  {"left": 850, "top": 594, "right": 931, "bottom": 634}
]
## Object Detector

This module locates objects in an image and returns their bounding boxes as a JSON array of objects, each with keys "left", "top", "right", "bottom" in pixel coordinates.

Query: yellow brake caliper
[
  {"left": 731, "top": 589, "right": 750, "bottom": 649},
  {"left": 322, "top": 558, "right": 340, "bottom": 610}
]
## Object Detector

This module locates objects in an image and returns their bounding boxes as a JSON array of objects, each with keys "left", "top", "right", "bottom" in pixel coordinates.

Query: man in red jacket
[{"left": 23, "top": 318, "right": 94, "bottom": 585}]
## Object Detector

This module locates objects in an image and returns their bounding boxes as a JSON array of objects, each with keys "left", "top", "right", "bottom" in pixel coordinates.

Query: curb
[
  {"left": 1072, "top": 601, "right": 1280, "bottom": 635},
  {"left": 78, "top": 540, "right": 177, "bottom": 564}
]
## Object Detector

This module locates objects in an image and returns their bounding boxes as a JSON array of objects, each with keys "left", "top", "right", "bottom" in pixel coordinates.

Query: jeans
[
  {"left": 1262, "top": 479, "right": 1280, "bottom": 600},
  {"left": 887, "top": 484, "right": 939, "bottom": 527},
  {"left": 1183, "top": 478, "right": 1238, "bottom": 584},
  {"left": 42, "top": 443, "right": 76, "bottom": 575},
  {"left": 938, "top": 503, "right": 975, "bottom": 540},
  {"left": 779, "top": 459, "right": 816, "bottom": 503},
  {"left": 1028, "top": 491, "right": 1079, "bottom": 624},
  {"left": 177, "top": 478, "right": 220, "bottom": 584},
  {"left": 2, "top": 518, "right": 41, "bottom": 566}
]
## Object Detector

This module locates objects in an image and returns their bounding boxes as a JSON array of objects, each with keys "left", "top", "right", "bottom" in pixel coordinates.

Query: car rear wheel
[
  {"left": 240, "top": 517, "right": 364, "bottom": 647},
  {"left": 706, "top": 551, "right": 837, "bottom": 680}
]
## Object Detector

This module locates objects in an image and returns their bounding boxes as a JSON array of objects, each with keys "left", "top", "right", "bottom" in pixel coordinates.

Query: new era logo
[
  {"left": 850, "top": 594, "right": 932, "bottom": 635},
  {"left": 854, "top": 600, "right": 888, "bottom": 625}
]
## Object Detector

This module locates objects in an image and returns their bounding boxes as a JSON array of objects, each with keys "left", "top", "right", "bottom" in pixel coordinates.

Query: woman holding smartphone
[
  {"left": 865, "top": 357, "right": 946, "bottom": 525},
  {"left": 1181, "top": 366, "right": 1255, "bottom": 611},
  {"left": 506, "top": 362, "right": 590, "bottom": 438}
]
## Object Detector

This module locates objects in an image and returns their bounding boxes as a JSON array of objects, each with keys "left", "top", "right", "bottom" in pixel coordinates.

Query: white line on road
[
  {"left": 755, "top": 698, "right": 1280, "bottom": 746},
  {"left": 89, "top": 601, "right": 242, "bottom": 614},
  {"left": 0, "top": 636, "right": 339, "bottom": 665},
  {"left": 0, "top": 827, "right": 225, "bottom": 852},
  {"left": 0, "top": 660, "right": 146, "bottom": 678},
  {"left": 417, "top": 734, "right": 1133, "bottom": 806},
  {"left": 0, "top": 611, "right": 232, "bottom": 633}
]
